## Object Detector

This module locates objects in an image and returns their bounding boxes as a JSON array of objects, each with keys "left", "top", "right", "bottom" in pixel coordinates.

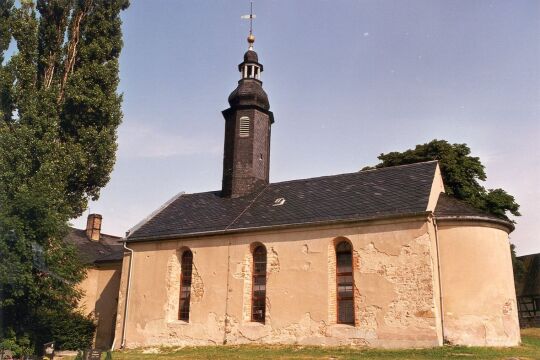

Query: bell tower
[{"left": 221, "top": 24, "right": 274, "bottom": 198}]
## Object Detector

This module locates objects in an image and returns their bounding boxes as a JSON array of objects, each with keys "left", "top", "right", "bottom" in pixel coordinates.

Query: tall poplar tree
[{"left": 0, "top": 0, "right": 129, "bottom": 355}]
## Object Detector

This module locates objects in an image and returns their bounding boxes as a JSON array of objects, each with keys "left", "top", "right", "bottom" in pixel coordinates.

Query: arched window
[
  {"left": 179, "top": 250, "right": 193, "bottom": 321},
  {"left": 252, "top": 245, "right": 267, "bottom": 323},
  {"left": 336, "top": 241, "right": 354, "bottom": 325}
]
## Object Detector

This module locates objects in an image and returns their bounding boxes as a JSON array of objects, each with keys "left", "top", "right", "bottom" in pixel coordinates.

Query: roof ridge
[
  {"left": 267, "top": 160, "right": 438, "bottom": 186},
  {"left": 172, "top": 161, "right": 439, "bottom": 196},
  {"left": 360, "top": 160, "right": 439, "bottom": 173},
  {"left": 68, "top": 227, "right": 121, "bottom": 240}
]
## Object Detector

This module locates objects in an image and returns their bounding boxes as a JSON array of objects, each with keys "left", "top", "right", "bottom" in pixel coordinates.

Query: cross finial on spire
[{"left": 241, "top": 2, "right": 256, "bottom": 50}]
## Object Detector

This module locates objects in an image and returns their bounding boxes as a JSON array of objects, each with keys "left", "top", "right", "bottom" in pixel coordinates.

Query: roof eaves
[
  {"left": 126, "top": 211, "right": 432, "bottom": 243},
  {"left": 268, "top": 160, "right": 439, "bottom": 187},
  {"left": 435, "top": 215, "right": 515, "bottom": 232},
  {"left": 93, "top": 257, "right": 123, "bottom": 264}
]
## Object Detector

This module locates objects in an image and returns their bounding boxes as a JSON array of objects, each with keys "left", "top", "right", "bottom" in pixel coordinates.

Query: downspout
[
  {"left": 222, "top": 239, "right": 232, "bottom": 344},
  {"left": 120, "top": 239, "right": 135, "bottom": 349},
  {"left": 433, "top": 216, "right": 446, "bottom": 344}
]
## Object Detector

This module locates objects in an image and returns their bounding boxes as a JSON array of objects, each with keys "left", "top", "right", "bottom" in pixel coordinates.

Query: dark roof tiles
[
  {"left": 228, "top": 79, "right": 270, "bottom": 110},
  {"left": 128, "top": 161, "right": 439, "bottom": 241},
  {"left": 434, "top": 193, "right": 507, "bottom": 221},
  {"left": 64, "top": 228, "right": 123, "bottom": 264},
  {"left": 243, "top": 50, "right": 259, "bottom": 63}
]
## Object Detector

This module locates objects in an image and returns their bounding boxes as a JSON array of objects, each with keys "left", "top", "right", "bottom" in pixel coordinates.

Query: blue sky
[{"left": 70, "top": 1, "right": 540, "bottom": 255}]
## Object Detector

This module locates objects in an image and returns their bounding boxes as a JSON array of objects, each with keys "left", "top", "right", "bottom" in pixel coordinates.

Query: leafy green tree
[
  {"left": 0, "top": 0, "right": 129, "bottom": 354},
  {"left": 365, "top": 139, "right": 522, "bottom": 280},
  {"left": 365, "top": 139, "right": 520, "bottom": 221}
]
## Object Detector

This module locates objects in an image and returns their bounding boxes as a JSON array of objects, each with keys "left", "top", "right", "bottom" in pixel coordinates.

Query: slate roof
[
  {"left": 243, "top": 50, "right": 259, "bottom": 63},
  {"left": 127, "top": 161, "right": 439, "bottom": 241},
  {"left": 434, "top": 193, "right": 514, "bottom": 230},
  {"left": 64, "top": 228, "right": 123, "bottom": 264},
  {"left": 228, "top": 78, "right": 270, "bottom": 111}
]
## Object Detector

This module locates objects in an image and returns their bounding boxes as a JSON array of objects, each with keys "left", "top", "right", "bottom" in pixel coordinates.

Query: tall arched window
[
  {"left": 336, "top": 241, "right": 355, "bottom": 325},
  {"left": 179, "top": 250, "right": 193, "bottom": 321},
  {"left": 252, "top": 245, "right": 267, "bottom": 323}
]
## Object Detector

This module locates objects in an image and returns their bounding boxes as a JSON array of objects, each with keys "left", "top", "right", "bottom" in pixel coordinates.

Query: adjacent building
[
  {"left": 516, "top": 253, "right": 540, "bottom": 328},
  {"left": 66, "top": 214, "right": 123, "bottom": 349}
]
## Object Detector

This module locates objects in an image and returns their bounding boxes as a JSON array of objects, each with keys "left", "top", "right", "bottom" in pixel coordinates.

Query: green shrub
[{"left": 36, "top": 309, "right": 96, "bottom": 351}]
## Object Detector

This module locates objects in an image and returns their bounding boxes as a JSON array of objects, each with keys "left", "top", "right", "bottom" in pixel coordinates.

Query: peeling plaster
[
  {"left": 165, "top": 254, "right": 181, "bottom": 322},
  {"left": 268, "top": 247, "right": 280, "bottom": 273},
  {"left": 191, "top": 262, "right": 204, "bottom": 302},
  {"left": 358, "top": 234, "right": 436, "bottom": 331},
  {"left": 118, "top": 222, "right": 518, "bottom": 349}
]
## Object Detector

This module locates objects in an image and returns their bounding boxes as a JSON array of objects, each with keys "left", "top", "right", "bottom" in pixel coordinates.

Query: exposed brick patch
[
  {"left": 359, "top": 305, "right": 381, "bottom": 329},
  {"left": 238, "top": 253, "right": 253, "bottom": 322},
  {"left": 327, "top": 243, "right": 337, "bottom": 325},
  {"left": 165, "top": 252, "right": 181, "bottom": 321},
  {"left": 191, "top": 262, "right": 204, "bottom": 302},
  {"left": 164, "top": 250, "right": 204, "bottom": 321},
  {"left": 352, "top": 249, "right": 361, "bottom": 271},
  {"left": 268, "top": 247, "right": 280, "bottom": 273}
]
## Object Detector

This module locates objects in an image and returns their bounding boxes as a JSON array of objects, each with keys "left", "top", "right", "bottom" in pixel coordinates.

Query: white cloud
[{"left": 118, "top": 122, "right": 221, "bottom": 158}]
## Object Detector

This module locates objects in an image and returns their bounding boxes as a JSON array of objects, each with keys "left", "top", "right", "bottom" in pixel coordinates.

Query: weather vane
[{"left": 241, "top": 2, "right": 256, "bottom": 50}]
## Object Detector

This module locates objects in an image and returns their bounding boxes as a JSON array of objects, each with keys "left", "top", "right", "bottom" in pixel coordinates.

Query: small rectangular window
[{"left": 239, "top": 116, "right": 250, "bottom": 137}]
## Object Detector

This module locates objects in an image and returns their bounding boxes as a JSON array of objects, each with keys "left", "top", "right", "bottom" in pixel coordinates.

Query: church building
[{"left": 113, "top": 32, "right": 519, "bottom": 349}]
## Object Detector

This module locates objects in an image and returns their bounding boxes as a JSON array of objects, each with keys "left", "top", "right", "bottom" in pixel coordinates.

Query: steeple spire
[
  {"left": 221, "top": 7, "right": 274, "bottom": 198},
  {"left": 241, "top": 2, "right": 256, "bottom": 50}
]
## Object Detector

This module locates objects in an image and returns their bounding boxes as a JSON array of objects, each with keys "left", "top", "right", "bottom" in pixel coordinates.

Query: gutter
[
  {"left": 435, "top": 215, "right": 514, "bottom": 232},
  {"left": 126, "top": 211, "right": 432, "bottom": 243},
  {"left": 432, "top": 216, "right": 446, "bottom": 344},
  {"left": 118, "top": 240, "right": 135, "bottom": 349}
]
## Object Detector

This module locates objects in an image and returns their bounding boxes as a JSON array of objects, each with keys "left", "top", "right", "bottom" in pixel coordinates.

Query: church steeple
[{"left": 221, "top": 19, "right": 274, "bottom": 198}]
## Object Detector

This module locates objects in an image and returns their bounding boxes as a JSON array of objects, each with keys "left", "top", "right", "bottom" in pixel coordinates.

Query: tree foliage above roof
[
  {"left": 365, "top": 139, "right": 520, "bottom": 222},
  {"left": 0, "top": 0, "right": 129, "bottom": 355}
]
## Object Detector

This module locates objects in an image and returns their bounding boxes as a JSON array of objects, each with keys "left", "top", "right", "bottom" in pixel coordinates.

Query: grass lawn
[{"left": 75, "top": 328, "right": 540, "bottom": 359}]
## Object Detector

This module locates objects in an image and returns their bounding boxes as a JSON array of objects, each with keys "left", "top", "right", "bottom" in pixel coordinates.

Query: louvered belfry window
[
  {"left": 179, "top": 250, "right": 193, "bottom": 321},
  {"left": 336, "top": 241, "right": 355, "bottom": 325},
  {"left": 251, "top": 245, "right": 267, "bottom": 323},
  {"left": 239, "top": 116, "right": 250, "bottom": 137}
]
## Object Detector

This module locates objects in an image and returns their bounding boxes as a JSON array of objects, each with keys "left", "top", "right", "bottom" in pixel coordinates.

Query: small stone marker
[{"left": 86, "top": 349, "right": 102, "bottom": 360}]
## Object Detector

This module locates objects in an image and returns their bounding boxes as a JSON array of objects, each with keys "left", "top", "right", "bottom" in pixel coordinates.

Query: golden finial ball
[{"left": 247, "top": 34, "right": 255, "bottom": 44}]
